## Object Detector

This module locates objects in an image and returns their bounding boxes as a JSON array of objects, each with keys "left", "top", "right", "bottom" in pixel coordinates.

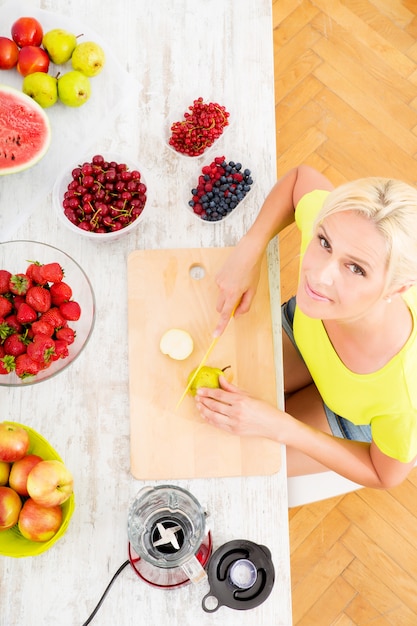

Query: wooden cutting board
[{"left": 127, "top": 247, "right": 281, "bottom": 480}]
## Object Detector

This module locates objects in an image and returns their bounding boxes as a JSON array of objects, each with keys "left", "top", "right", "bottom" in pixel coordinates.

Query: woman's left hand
[{"left": 195, "top": 376, "right": 284, "bottom": 440}]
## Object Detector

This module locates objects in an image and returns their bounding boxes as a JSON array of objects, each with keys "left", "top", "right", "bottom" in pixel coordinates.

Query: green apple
[
  {"left": 42, "top": 28, "right": 77, "bottom": 65},
  {"left": 57, "top": 70, "right": 91, "bottom": 107},
  {"left": 187, "top": 365, "right": 231, "bottom": 396},
  {"left": 22, "top": 72, "right": 58, "bottom": 108},
  {"left": 160, "top": 328, "right": 194, "bottom": 360},
  {"left": 71, "top": 41, "right": 105, "bottom": 77}
]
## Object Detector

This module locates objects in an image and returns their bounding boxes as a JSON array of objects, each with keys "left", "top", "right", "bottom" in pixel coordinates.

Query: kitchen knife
[{"left": 175, "top": 304, "right": 237, "bottom": 410}]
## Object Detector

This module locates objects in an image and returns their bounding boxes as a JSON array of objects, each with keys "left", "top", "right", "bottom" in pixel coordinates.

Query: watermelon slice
[{"left": 0, "top": 84, "right": 51, "bottom": 176}]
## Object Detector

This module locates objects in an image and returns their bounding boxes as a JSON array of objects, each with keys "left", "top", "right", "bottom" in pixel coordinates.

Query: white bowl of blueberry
[{"left": 187, "top": 156, "right": 254, "bottom": 222}]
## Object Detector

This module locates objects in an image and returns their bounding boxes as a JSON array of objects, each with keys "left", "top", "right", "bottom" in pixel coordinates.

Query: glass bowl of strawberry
[
  {"left": 52, "top": 154, "right": 149, "bottom": 242},
  {"left": 0, "top": 241, "right": 95, "bottom": 386}
]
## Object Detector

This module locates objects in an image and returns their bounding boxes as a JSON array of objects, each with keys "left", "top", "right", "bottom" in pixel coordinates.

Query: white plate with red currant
[{"left": 166, "top": 97, "right": 231, "bottom": 159}]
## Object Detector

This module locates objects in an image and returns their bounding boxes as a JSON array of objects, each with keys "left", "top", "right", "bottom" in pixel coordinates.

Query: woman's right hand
[{"left": 213, "top": 236, "right": 264, "bottom": 336}]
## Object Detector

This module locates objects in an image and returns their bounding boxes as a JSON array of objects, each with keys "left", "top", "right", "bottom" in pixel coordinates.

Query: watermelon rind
[{"left": 0, "top": 84, "right": 52, "bottom": 176}]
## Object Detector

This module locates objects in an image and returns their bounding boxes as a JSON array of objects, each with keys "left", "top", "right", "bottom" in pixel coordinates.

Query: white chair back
[{"left": 287, "top": 471, "right": 363, "bottom": 508}]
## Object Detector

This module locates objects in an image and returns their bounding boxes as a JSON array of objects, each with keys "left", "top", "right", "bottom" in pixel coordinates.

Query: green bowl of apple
[{"left": 0, "top": 422, "right": 75, "bottom": 557}]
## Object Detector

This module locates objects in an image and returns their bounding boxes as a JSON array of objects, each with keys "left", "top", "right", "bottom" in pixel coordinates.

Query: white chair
[
  {"left": 287, "top": 459, "right": 417, "bottom": 507},
  {"left": 287, "top": 471, "right": 363, "bottom": 508}
]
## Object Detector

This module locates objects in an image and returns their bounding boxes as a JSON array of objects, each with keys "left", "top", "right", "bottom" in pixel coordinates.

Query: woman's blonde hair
[{"left": 314, "top": 178, "right": 417, "bottom": 288}]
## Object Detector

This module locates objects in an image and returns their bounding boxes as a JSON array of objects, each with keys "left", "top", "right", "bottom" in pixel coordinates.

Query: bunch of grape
[{"left": 169, "top": 98, "right": 230, "bottom": 157}]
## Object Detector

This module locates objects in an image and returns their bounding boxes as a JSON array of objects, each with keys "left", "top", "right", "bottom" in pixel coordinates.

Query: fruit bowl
[
  {"left": 166, "top": 97, "right": 231, "bottom": 159},
  {"left": 186, "top": 156, "right": 255, "bottom": 223},
  {"left": 52, "top": 153, "right": 149, "bottom": 242},
  {"left": 0, "top": 240, "right": 95, "bottom": 386},
  {"left": 0, "top": 422, "right": 75, "bottom": 557}
]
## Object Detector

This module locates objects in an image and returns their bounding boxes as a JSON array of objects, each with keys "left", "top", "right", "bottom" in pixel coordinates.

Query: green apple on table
[
  {"left": 23, "top": 72, "right": 58, "bottom": 108},
  {"left": 71, "top": 41, "right": 105, "bottom": 77},
  {"left": 57, "top": 70, "right": 91, "bottom": 107},
  {"left": 188, "top": 365, "right": 232, "bottom": 396},
  {"left": 42, "top": 28, "right": 78, "bottom": 65}
]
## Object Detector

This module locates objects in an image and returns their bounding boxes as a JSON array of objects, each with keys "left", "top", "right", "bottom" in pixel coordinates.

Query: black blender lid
[{"left": 202, "top": 539, "right": 275, "bottom": 612}]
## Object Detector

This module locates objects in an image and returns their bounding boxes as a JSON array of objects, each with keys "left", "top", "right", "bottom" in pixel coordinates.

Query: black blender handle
[{"left": 201, "top": 592, "right": 222, "bottom": 613}]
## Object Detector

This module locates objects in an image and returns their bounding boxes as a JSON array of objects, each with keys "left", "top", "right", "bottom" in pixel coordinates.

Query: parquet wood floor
[{"left": 272, "top": 1, "right": 417, "bottom": 624}]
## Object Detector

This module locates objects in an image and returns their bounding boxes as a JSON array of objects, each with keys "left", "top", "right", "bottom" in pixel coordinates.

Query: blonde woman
[{"left": 195, "top": 165, "right": 417, "bottom": 488}]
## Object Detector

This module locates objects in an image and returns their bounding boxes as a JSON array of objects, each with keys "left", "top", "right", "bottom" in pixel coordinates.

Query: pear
[
  {"left": 22, "top": 72, "right": 58, "bottom": 108},
  {"left": 71, "top": 41, "right": 105, "bottom": 77},
  {"left": 160, "top": 328, "right": 194, "bottom": 360},
  {"left": 187, "top": 365, "right": 231, "bottom": 396},
  {"left": 57, "top": 70, "right": 91, "bottom": 107},
  {"left": 42, "top": 28, "right": 77, "bottom": 65}
]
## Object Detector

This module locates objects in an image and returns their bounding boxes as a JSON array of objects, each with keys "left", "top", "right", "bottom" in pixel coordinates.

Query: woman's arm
[
  {"left": 195, "top": 378, "right": 416, "bottom": 489},
  {"left": 214, "top": 165, "right": 333, "bottom": 336}
]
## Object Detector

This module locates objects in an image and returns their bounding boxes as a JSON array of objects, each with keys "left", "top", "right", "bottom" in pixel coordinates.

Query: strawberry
[
  {"left": 8, "top": 273, "right": 32, "bottom": 296},
  {"left": 31, "top": 320, "right": 54, "bottom": 337},
  {"left": 12, "top": 294, "right": 25, "bottom": 311},
  {"left": 4, "top": 333, "right": 27, "bottom": 357},
  {"left": 0, "top": 295, "right": 13, "bottom": 318},
  {"left": 39, "top": 262, "right": 64, "bottom": 283},
  {"left": 52, "top": 339, "right": 69, "bottom": 360},
  {"left": 16, "top": 303, "right": 37, "bottom": 324},
  {"left": 0, "top": 354, "right": 15, "bottom": 375},
  {"left": 15, "top": 353, "right": 40, "bottom": 378},
  {"left": 0, "top": 270, "right": 11, "bottom": 294},
  {"left": 49, "top": 282, "right": 72, "bottom": 306},
  {"left": 27, "top": 333, "right": 55, "bottom": 364},
  {"left": 55, "top": 327, "right": 75, "bottom": 344},
  {"left": 0, "top": 320, "right": 13, "bottom": 341},
  {"left": 26, "top": 261, "right": 46, "bottom": 285},
  {"left": 25, "top": 285, "right": 51, "bottom": 313},
  {"left": 39, "top": 307, "right": 66, "bottom": 330},
  {"left": 60, "top": 301, "right": 81, "bottom": 321},
  {"left": 3, "top": 314, "right": 23, "bottom": 334}
]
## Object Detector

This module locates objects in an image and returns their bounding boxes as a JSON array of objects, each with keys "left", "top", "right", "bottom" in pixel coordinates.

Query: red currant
[{"left": 169, "top": 98, "right": 230, "bottom": 156}]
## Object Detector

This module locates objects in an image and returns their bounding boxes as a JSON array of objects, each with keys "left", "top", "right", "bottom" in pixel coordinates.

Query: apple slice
[{"left": 160, "top": 328, "right": 194, "bottom": 360}]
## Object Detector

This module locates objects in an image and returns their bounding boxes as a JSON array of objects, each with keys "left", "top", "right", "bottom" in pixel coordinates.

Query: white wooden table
[{"left": 0, "top": 1, "right": 292, "bottom": 624}]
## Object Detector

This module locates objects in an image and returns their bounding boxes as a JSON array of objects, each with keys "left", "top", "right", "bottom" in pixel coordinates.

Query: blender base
[{"left": 128, "top": 531, "right": 212, "bottom": 589}]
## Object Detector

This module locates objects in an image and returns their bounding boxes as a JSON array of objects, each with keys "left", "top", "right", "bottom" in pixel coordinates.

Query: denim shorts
[{"left": 281, "top": 297, "right": 372, "bottom": 443}]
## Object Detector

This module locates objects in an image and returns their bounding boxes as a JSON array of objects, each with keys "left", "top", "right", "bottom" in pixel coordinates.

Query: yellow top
[{"left": 293, "top": 190, "right": 417, "bottom": 462}]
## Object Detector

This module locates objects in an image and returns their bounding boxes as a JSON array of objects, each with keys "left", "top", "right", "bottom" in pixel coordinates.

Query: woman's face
[{"left": 296, "top": 210, "right": 390, "bottom": 322}]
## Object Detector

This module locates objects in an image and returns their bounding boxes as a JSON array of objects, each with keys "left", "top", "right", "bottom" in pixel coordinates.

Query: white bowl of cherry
[{"left": 53, "top": 153, "right": 149, "bottom": 242}]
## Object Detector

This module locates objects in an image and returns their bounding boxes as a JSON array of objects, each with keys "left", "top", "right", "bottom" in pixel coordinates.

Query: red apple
[
  {"left": 27, "top": 460, "right": 73, "bottom": 507},
  {"left": 0, "top": 422, "right": 30, "bottom": 462},
  {"left": 9, "top": 454, "right": 43, "bottom": 497},
  {"left": 0, "top": 486, "right": 22, "bottom": 530},
  {"left": 18, "top": 498, "right": 62, "bottom": 541},
  {"left": 0, "top": 461, "right": 11, "bottom": 486},
  {"left": 0, "top": 36, "right": 19, "bottom": 69},
  {"left": 17, "top": 45, "right": 49, "bottom": 76},
  {"left": 11, "top": 17, "right": 43, "bottom": 48}
]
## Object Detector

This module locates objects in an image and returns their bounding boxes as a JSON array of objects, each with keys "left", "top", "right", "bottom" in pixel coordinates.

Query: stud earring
[{"left": 385, "top": 296, "right": 392, "bottom": 303}]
